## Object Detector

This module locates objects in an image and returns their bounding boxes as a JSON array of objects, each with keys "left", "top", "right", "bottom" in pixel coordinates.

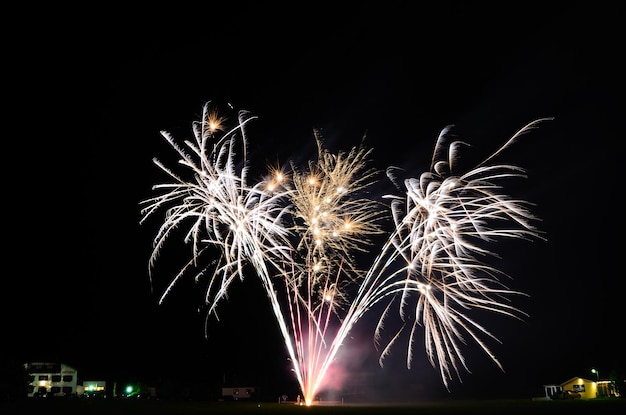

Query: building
[
  {"left": 25, "top": 362, "right": 78, "bottom": 398},
  {"left": 221, "top": 386, "right": 255, "bottom": 400},
  {"left": 542, "top": 376, "right": 620, "bottom": 399},
  {"left": 78, "top": 380, "right": 107, "bottom": 398}
]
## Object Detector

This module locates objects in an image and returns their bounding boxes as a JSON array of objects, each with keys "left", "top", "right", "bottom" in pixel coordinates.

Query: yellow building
[
  {"left": 561, "top": 377, "right": 597, "bottom": 399},
  {"left": 543, "top": 376, "right": 619, "bottom": 399}
]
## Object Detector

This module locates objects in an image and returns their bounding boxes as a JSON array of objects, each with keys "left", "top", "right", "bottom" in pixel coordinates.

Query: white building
[{"left": 25, "top": 362, "right": 78, "bottom": 398}]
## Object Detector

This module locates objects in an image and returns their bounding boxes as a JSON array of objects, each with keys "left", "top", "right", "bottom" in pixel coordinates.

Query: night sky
[{"left": 5, "top": 2, "right": 624, "bottom": 401}]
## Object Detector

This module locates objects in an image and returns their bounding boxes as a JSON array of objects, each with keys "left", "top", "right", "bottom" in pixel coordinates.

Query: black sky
[{"left": 5, "top": 2, "right": 624, "bottom": 401}]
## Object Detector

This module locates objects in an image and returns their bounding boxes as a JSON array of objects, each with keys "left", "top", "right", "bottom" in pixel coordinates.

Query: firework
[
  {"left": 273, "top": 129, "right": 389, "bottom": 404},
  {"left": 140, "top": 101, "right": 548, "bottom": 404},
  {"left": 349, "top": 120, "right": 549, "bottom": 388}
]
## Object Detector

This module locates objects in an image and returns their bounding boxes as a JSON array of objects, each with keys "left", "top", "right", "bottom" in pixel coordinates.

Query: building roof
[
  {"left": 543, "top": 377, "right": 597, "bottom": 387},
  {"left": 560, "top": 377, "right": 595, "bottom": 386}
]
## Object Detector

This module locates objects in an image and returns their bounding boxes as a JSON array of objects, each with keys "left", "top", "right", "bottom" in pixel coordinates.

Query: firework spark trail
[
  {"left": 344, "top": 119, "right": 551, "bottom": 388},
  {"left": 267, "top": 130, "right": 388, "bottom": 404},
  {"left": 278, "top": 118, "right": 550, "bottom": 394},
  {"left": 140, "top": 104, "right": 291, "bottom": 308},
  {"left": 140, "top": 101, "right": 549, "bottom": 404},
  {"left": 139, "top": 103, "right": 326, "bottom": 402},
  {"left": 140, "top": 101, "right": 388, "bottom": 405}
]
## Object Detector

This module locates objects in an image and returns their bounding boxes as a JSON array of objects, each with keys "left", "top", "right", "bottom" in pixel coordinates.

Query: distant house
[
  {"left": 543, "top": 376, "right": 619, "bottom": 399},
  {"left": 24, "top": 362, "right": 78, "bottom": 398},
  {"left": 221, "top": 386, "right": 255, "bottom": 400},
  {"left": 78, "top": 380, "right": 107, "bottom": 398}
]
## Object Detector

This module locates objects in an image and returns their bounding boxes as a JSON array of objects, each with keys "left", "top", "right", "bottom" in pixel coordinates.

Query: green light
[{"left": 125, "top": 385, "right": 133, "bottom": 394}]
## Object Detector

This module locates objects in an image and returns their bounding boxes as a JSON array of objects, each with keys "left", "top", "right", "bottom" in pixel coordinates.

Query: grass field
[{"left": 1, "top": 398, "right": 625, "bottom": 415}]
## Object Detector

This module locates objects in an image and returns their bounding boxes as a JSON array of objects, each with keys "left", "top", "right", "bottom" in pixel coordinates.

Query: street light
[{"left": 591, "top": 368, "right": 599, "bottom": 382}]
